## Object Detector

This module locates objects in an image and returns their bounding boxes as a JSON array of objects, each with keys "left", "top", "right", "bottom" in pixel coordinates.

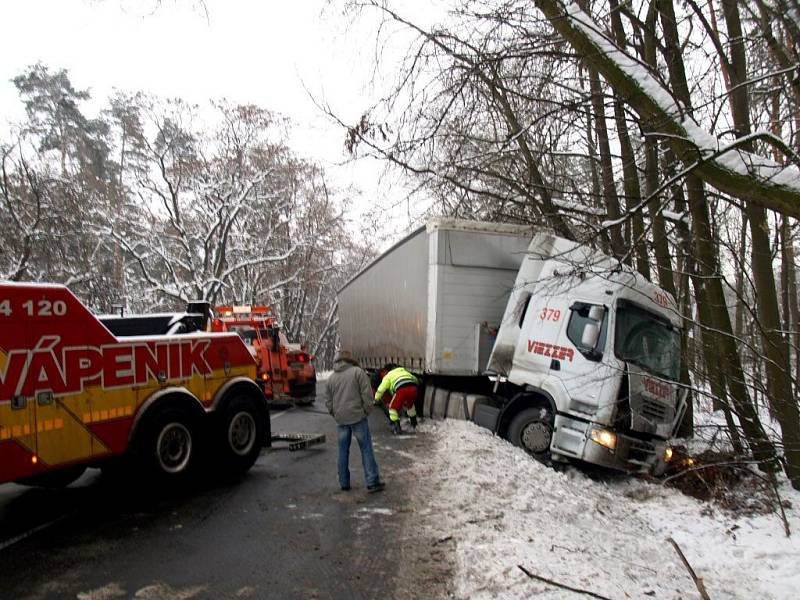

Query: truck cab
[{"left": 488, "top": 233, "right": 686, "bottom": 474}]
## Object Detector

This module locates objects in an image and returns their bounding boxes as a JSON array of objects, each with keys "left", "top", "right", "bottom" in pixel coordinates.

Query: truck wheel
[
  {"left": 218, "top": 395, "right": 264, "bottom": 475},
  {"left": 140, "top": 408, "right": 199, "bottom": 480},
  {"left": 507, "top": 407, "right": 553, "bottom": 458}
]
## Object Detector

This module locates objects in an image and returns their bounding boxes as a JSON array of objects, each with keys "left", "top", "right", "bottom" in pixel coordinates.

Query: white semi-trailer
[{"left": 338, "top": 218, "right": 686, "bottom": 474}]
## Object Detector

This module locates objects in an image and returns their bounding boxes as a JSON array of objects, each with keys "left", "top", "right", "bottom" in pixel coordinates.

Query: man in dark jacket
[{"left": 324, "top": 350, "right": 385, "bottom": 493}]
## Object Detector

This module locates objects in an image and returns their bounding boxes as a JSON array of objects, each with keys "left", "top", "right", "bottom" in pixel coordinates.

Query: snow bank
[{"left": 409, "top": 420, "right": 800, "bottom": 599}]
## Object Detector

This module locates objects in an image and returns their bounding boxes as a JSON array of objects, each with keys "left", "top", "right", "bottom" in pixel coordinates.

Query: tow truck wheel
[
  {"left": 507, "top": 407, "right": 554, "bottom": 458},
  {"left": 218, "top": 395, "right": 264, "bottom": 475},
  {"left": 140, "top": 407, "right": 198, "bottom": 480}
]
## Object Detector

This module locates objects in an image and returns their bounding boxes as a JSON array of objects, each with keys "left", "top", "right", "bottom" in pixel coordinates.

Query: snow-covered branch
[{"left": 534, "top": 0, "right": 800, "bottom": 218}]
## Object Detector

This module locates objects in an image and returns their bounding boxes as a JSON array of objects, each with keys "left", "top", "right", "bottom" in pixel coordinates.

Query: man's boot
[
  {"left": 410, "top": 415, "right": 418, "bottom": 428},
  {"left": 391, "top": 421, "right": 402, "bottom": 435}
]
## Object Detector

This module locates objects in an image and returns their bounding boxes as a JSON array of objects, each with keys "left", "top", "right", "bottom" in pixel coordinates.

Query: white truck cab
[{"left": 488, "top": 233, "right": 687, "bottom": 474}]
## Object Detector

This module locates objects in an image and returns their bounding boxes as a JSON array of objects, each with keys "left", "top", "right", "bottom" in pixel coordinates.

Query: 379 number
[{"left": 539, "top": 307, "right": 561, "bottom": 321}]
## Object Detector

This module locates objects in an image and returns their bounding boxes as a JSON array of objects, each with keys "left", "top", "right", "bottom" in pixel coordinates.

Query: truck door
[
  {"left": 27, "top": 307, "right": 97, "bottom": 471},
  {"left": 33, "top": 384, "right": 95, "bottom": 471},
  {"left": 0, "top": 316, "right": 39, "bottom": 482},
  {"left": 0, "top": 355, "right": 39, "bottom": 481},
  {"left": 559, "top": 302, "right": 619, "bottom": 415},
  {"left": 517, "top": 297, "right": 571, "bottom": 377}
]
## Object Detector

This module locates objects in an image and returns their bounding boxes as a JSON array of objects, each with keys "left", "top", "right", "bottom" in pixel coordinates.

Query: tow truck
[
  {"left": 0, "top": 283, "right": 270, "bottom": 487},
  {"left": 212, "top": 305, "right": 317, "bottom": 406}
]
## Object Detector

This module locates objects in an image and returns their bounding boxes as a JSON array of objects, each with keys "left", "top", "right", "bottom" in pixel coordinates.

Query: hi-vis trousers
[{"left": 387, "top": 385, "right": 418, "bottom": 422}]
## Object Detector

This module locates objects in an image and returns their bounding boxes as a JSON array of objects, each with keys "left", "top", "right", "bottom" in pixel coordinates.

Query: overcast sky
[{"left": 0, "top": 0, "right": 429, "bottom": 238}]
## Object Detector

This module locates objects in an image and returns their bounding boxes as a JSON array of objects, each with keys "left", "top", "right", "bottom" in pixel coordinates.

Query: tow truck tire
[
  {"left": 217, "top": 395, "right": 264, "bottom": 476},
  {"left": 507, "top": 407, "right": 554, "bottom": 459},
  {"left": 140, "top": 407, "right": 199, "bottom": 481}
]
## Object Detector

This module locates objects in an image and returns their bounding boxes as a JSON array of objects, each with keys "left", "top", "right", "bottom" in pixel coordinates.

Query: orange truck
[
  {"left": 283, "top": 342, "right": 317, "bottom": 405},
  {"left": 0, "top": 283, "right": 270, "bottom": 488},
  {"left": 212, "top": 305, "right": 316, "bottom": 406}
]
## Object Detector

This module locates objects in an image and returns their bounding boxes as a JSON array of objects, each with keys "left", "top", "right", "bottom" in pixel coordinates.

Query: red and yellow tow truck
[{"left": 0, "top": 283, "right": 270, "bottom": 487}]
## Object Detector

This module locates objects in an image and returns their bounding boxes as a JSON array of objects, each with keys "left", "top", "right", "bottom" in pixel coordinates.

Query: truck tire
[
  {"left": 507, "top": 407, "right": 554, "bottom": 459},
  {"left": 217, "top": 395, "right": 264, "bottom": 476},
  {"left": 139, "top": 407, "right": 199, "bottom": 481}
]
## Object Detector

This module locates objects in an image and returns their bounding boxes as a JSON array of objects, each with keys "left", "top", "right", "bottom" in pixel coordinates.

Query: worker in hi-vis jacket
[{"left": 374, "top": 364, "right": 419, "bottom": 435}]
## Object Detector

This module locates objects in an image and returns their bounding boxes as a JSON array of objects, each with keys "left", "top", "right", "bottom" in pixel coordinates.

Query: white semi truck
[{"left": 337, "top": 218, "right": 686, "bottom": 474}]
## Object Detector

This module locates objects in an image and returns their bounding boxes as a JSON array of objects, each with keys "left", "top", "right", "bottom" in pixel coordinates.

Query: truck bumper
[
  {"left": 289, "top": 380, "right": 317, "bottom": 399},
  {"left": 552, "top": 414, "right": 668, "bottom": 475}
]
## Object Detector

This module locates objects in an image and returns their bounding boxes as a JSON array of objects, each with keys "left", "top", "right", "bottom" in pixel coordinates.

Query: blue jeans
[{"left": 337, "top": 417, "right": 381, "bottom": 488}]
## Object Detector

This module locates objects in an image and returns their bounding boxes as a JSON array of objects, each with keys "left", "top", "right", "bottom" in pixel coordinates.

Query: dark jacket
[{"left": 324, "top": 359, "right": 374, "bottom": 425}]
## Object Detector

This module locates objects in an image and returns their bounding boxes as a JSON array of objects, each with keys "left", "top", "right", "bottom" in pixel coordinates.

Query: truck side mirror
[
  {"left": 581, "top": 322, "right": 600, "bottom": 348},
  {"left": 588, "top": 305, "right": 605, "bottom": 321}
]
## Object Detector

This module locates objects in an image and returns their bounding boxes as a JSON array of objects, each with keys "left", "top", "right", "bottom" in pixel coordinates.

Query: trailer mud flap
[
  {"left": 472, "top": 403, "right": 501, "bottom": 432},
  {"left": 270, "top": 433, "right": 326, "bottom": 451}
]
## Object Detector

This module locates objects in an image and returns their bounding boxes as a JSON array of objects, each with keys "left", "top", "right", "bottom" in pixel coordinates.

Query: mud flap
[{"left": 472, "top": 403, "right": 501, "bottom": 432}]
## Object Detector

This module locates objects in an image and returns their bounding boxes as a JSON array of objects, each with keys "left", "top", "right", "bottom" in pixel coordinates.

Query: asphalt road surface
[{"left": 0, "top": 386, "right": 450, "bottom": 600}]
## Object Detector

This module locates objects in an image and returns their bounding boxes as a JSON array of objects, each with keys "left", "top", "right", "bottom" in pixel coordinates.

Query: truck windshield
[{"left": 614, "top": 300, "right": 680, "bottom": 381}]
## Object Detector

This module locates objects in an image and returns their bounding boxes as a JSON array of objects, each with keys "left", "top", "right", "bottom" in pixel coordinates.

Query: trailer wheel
[
  {"left": 140, "top": 407, "right": 199, "bottom": 480},
  {"left": 507, "top": 407, "right": 554, "bottom": 458},
  {"left": 217, "top": 395, "right": 264, "bottom": 475}
]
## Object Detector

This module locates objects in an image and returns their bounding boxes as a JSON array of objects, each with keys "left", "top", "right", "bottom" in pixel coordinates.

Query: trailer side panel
[
  {"left": 338, "top": 219, "right": 532, "bottom": 374},
  {"left": 428, "top": 228, "right": 530, "bottom": 374},
  {"left": 339, "top": 228, "right": 429, "bottom": 370}
]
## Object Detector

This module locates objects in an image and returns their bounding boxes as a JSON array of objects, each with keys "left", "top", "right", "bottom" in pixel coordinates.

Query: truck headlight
[
  {"left": 590, "top": 428, "right": 617, "bottom": 451},
  {"left": 664, "top": 447, "right": 674, "bottom": 462}
]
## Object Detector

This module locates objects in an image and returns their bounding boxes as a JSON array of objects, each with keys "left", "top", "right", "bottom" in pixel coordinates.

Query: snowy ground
[{"left": 404, "top": 420, "right": 800, "bottom": 600}]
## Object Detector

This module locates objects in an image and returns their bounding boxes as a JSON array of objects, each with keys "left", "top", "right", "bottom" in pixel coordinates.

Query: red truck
[{"left": 0, "top": 283, "right": 270, "bottom": 487}]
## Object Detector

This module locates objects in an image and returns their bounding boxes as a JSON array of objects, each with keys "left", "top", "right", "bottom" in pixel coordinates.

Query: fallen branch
[
  {"left": 663, "top": 460, "right": 791, "bottom": 537},
  {"left": 767, "top": 474, "right": 792, "bottom": 538},
  {"left": 667, "top": 538, "right": 711, "bottom": 600},
  {"left": 517, "top": 565, "right": 612, "bottom": 600}
]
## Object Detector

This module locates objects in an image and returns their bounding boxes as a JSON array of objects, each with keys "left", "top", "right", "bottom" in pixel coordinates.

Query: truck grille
[
  {"left": 641, "top": 398, "right": 667, "bottom": 421},
  {"left": 628, "top": 438, "right": 656, "bottom": 463}
]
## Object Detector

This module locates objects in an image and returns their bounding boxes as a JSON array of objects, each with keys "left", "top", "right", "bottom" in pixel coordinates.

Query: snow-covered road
[{"left": 405, "top": 420, "right": 799, "bottom": 599}]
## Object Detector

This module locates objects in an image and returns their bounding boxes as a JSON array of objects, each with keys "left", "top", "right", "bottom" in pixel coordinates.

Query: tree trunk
[
  {"left": 582, "top": 76, "right": 610, "bottom": 254},
  {"left": 722, "top": 0, "right": 800, "bottom": 486},
  {"left": 588, "top": 67, "right": 626, "bottom": 260},
  {"left": 608, "top": 0, "right": 649, "bottom": 278},
  {"left": 785, "top": 225, "right": 800, "bottom": 392},
  {"left": 658, "top": 0, "right": 777, "bottom": 466},
  {"left": 733, "top": 215, "right": 749, "bottom": 342},
  {"left": 642, "top": 0, "right": 694, "bottom": 435}
]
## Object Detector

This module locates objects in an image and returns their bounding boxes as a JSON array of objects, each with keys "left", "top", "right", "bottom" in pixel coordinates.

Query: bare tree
[{"left": 338, "top": 0, "right": 800, "bottom": 486}]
